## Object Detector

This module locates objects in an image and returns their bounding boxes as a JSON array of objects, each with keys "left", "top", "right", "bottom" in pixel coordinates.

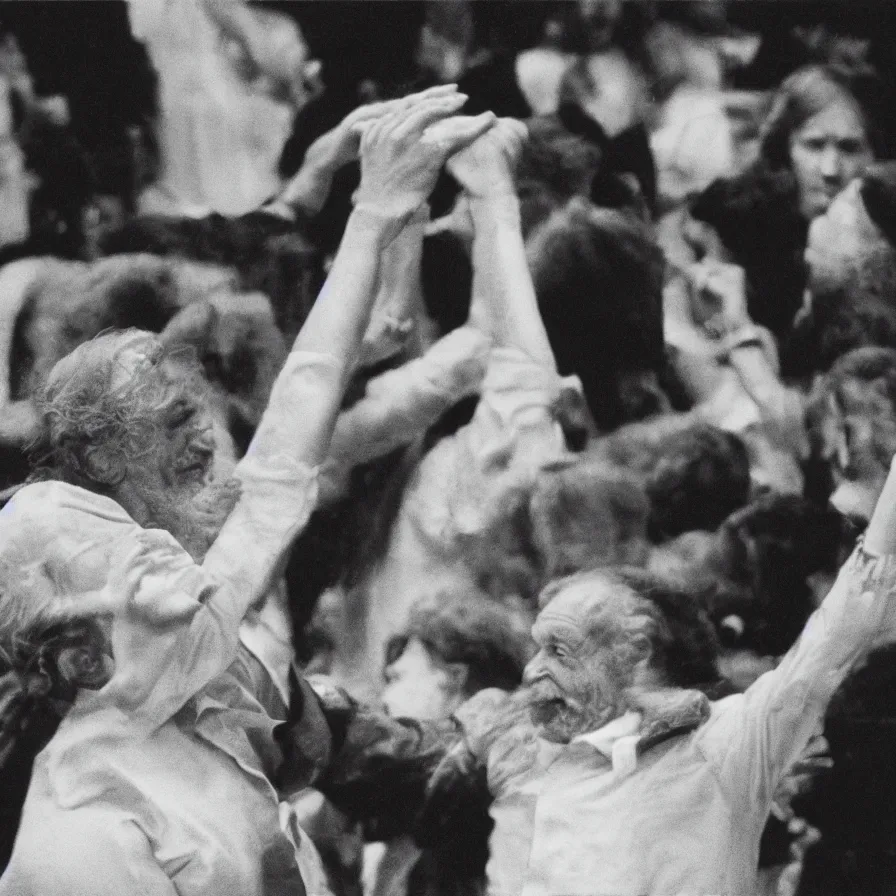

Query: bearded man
[
  {"left": 0, "top": 87, "right": 498, "bottom": 892},
  {"left": 278, "top": 451, "right": 896, "bottom": 896}
]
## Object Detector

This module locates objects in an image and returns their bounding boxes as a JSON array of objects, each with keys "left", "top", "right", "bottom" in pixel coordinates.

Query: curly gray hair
[{"left": 29, "top": 329, "right": 207, "bottom": 491}]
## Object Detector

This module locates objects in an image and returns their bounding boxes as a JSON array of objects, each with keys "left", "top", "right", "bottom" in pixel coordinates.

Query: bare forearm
[
  {"left": 277, "top": 155, "right": 336, "bottom": 219},
  {"left": 728, "top": 345, "right": 784, "bottom": 409},
  {"left": 360, "top": 207, "right": 428, "bottom": 366},
  {"left": 469, "top": 195, "right": 555, "bottom": 369},
  {"left": 293, "top": 209, "right": 396, "bottom": 376},
  {"left": 864, "top": 458, "right": 896, "bottom": 556}
]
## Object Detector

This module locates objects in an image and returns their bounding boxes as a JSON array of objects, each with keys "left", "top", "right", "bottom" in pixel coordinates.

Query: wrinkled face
[
  {"left": 132, "top": 359, "right": 217, "bottom": 501},
  {"left": 109, "top": 342, "right": 239, "bottom": 558},
  {"left": 381, "top": 637, "right": 460, "bottom": 721},
  {"left": 816, "top": 377, "right": 896, "bottom": 522},
  {"left": 523, "top": 578, "right": 646, "bottom": 742},
  {"left": 805, "top": 179, "right": 880, "bottom": 298},
  {"left": 790, "top": 97, "right": 873, "bottom": 221}
]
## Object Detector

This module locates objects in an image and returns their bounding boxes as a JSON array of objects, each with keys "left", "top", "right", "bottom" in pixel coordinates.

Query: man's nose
[
  {"left": 190, "top": 424, "right": 216, "bottom": 456},
  {"left": 522, "top": 653, "right": 544, "bottom": 686},
  {"left": 819, "top": 146, "right": 843, "bottom": 181}
]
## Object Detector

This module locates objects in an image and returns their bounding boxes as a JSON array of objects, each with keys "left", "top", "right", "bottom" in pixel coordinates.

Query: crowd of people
[{"left": 2, "top": 1, "right": 896, "bottom": 894}]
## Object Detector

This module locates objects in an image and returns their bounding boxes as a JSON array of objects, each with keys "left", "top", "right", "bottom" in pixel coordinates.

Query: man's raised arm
[
  {"left": 700, "top": 456, "right": 896, "bottom": 811},
  {"left": 206, "top": 91, "right": 496, "bottom": 608},
  {"left": 447, "top": 119, "right": 555, "bottom": 369}
]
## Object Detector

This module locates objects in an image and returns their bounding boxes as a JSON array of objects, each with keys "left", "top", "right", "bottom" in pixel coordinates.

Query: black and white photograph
[{"left": 2, "top": 1, "right": 896, "bottom": 893}]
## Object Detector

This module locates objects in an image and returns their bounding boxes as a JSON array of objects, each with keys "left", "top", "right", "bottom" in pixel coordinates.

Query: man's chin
[{"left": 528, "top": 698, "right": 578, "bottom": 743}]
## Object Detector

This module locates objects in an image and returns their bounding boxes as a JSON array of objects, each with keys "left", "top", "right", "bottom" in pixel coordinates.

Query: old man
[{"left": 284, "top": 457, "right": 896, "bottom": 896}]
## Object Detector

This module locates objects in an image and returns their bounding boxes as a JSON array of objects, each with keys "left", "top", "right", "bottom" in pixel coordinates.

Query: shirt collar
[{"left": 573, "top": 711, "right": 643, "bottom": 777}]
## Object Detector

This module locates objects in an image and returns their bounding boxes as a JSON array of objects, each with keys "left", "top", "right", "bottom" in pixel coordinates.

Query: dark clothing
[
  {"left": 797, "top": 644, "right": 896, "bottom": 896},
  {"left": 458, "top": 54, "right": 657, "bottom": 212},
  {"left": 691, "top": 163, "right": 808, "bottom": 360}
]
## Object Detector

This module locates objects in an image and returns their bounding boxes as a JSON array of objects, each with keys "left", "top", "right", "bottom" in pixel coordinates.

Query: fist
[
  {"left": 445, "top": 118, "right": 529, "bottom": 198},
  {"left": 685, "top": 259, "right": 749, "bottom": 328}
]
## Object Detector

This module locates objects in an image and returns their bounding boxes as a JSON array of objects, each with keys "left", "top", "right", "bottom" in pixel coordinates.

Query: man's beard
[
  {"left": 140, "top": 476, "right": 243, "bottom": 562},
  {"left": 525, "top": 676, "right": 623, "bottom": 743},
  {"left": 526, "top": 678, "right": 593, "bottom": 743}
]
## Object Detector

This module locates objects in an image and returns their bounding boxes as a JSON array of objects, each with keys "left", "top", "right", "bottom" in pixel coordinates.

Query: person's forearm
[
  {"left": 728, "top": 344, "right": 785, "bottom": 411},
  {"left": 864, "top": 457, "right": 896, "bottom": 556},
  {"left": 212, "top": 207, "right": 400, "bottom": 609},
  {"left": 295, "top": 208, "right": 397, "bottom": 361},
  {"left": 276, "top": 153, "right": 337, "bottom": 219},
  {"left": 468, "top": 194, "right": 556, "bottom": 369},
  {"left": 320, "top": 326, "right": 489, "bottom": 504},
  {"left": 359, "top": 206, "right": 428, "bottom": 367}
]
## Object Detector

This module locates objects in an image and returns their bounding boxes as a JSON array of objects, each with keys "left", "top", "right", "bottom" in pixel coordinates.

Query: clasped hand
[{"left": 352, "top": 87, "right": 497, "bottom": 221}]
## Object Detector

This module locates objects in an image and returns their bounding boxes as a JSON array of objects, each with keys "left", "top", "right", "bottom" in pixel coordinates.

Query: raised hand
[
  {"left": 683, "top": 259, "right": 750, "bottom": 330},
  {"left": 444, "top": 117, "right": 528, "bottom": 199},
  {"left": 303, "top": 85, "right": 465, "bottom": 174},
  {"left": 353, "top": 95, "right": 496, "bottom": 221}
]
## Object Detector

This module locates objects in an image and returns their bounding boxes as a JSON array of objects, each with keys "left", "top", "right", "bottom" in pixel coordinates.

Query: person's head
[
  {"left": 760, "top": 65, "right": 886, "bottom": 220},
  {"left": 31, "top": 330, "right": 239, "bottom": 559},
  {"left": 12, "top": 255, "right": 184, "bottom": 403},
  {"left": 529, "top": 458, "right": 650, "bottom": 580},
  {"left": 547, "top": 0, "right": 645, "bottom": 55},
  {"left": 0, "top": 554, "right": 115, "bottom": 698},
  {"left": 808, "top": 346, "right": 896, "bottom": 523},
  {"left": 382, "top": 594, "right": 532, "bottom": 720},
  {"left": 523, "top": 567, "right": 719, "bottom": 742},
  {"left": 652, "top": 493, "right": 844, "bottom": 687},
  {"left": 644, "top": 425, "right": 751, "bottom": 542},
  {"left": 516, "top": 116, "right": 602, "bottom": 235},
  {"left": 526, "top": 198, "right": 666, "bottom": 431},
  {"left": 576, "top": 0, "right": 624, "bottom": 45},
  {"left": 596, "top": 420, "right": 752, "bottom": 540},
  {"left": 805, "top": 163, "right": 896, "bottom": 310}
]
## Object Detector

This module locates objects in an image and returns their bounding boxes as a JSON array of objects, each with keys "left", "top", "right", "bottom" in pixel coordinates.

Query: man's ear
[{"left": 627, "top": 632, "right": 655, "bottom": 676}]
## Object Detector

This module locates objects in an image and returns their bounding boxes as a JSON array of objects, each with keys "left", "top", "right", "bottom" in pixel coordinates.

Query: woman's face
[
  {"left": 381, "top": 638, "right": 461, "bottom": 721},
  {"left": 789, "top": 95, "right": 874, "bottom": 221}
]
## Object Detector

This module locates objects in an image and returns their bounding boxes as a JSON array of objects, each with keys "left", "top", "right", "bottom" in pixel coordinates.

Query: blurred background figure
[{"left": 128, "top": 0, "right": 322, "bottom": 216}]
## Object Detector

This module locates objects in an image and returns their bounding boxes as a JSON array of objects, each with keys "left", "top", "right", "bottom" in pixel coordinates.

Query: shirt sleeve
[
  {"left": 698, "top": 541, "right": 896, "bottom": 810},
  {"left": 410, "top": 346, "right": 577, "bottom": 546},
  {"left": 205, "top": 348, "right": 325, "bottom": 608},
  {"left": 0, "top": 803, "right": 178, "bottom": 896},
  {"left": 318, "top": 326, "right": 490, "bottom": 506}
]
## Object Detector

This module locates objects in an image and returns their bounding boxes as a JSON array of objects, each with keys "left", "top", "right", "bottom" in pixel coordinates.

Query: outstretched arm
[
  {"left": 276, "top": 678, "right": 498, "bottom": 842},
  {"left": 700, "top": 456, "right": 896, "bottom": 810}
]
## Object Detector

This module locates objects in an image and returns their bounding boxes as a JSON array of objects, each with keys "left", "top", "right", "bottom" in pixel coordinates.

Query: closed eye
[
  {"left": 167, "top": 400, "right": 197, "bottom": 429},
  {"left": 547, "top": 642, "right": 571, "bottom": 661}
]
